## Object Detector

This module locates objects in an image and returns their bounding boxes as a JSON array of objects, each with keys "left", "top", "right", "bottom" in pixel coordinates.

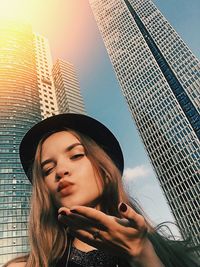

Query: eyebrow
[{"left": 41, "top": 143, "right": 83, "bottom": 169}]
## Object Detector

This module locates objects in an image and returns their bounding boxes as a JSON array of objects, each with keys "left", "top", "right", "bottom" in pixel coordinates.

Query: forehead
[{"left": 41, "top": 131, "right": 80, "bottom": 154}]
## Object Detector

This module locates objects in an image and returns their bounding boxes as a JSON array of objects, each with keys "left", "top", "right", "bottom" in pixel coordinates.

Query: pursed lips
[{"left": 57, "top": 180, "right": 74, "bottom": 194}]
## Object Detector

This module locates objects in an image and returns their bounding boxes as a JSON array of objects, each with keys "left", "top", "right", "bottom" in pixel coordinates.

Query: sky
[{"left": 1, "top": 0, "right": 199, "bottom": 234}]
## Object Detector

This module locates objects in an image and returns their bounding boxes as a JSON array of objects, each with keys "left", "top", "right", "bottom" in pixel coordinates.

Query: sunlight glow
[{"left": 0, "top": 0, "right": 29, "bottom": 21}]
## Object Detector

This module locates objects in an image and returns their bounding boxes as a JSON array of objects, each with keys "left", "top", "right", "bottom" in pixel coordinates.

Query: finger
[
  {"left": 58, "top": 212, "right": 97, "bottom": 229},
  {"left": 69, "top": 206, "right": 110, "bottom": 228},
  {"left": 69, "top": 228, "right": 103, "bottom": 248},
  {"left": 69, "top": 227, "right": 122, "bottom": 257},
  {"left": 114, "top": 217, "right": 132, "bottom": 227},
  {"left": 58, "top": 207, "right": 69, "bottom": 216},
  {"left": 58, "top": 208, "right": 107, "bottom": 231},
  {"left": 118, "top": 203, "right": 147, "bottom": 232}
]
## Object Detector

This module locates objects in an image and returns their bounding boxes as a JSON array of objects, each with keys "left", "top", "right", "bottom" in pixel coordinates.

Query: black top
[{"left": 59, "top": 246, "right": 118, "bottom": 267}]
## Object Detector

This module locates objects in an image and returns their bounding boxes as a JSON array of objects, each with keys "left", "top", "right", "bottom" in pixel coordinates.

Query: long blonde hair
[{"left": 4, "top": 129, "right": 148, "bottom": 267}]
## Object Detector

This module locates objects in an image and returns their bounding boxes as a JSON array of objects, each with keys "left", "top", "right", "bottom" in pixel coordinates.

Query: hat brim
[{"left": 19, "top": 113, "right": 124, "bottom": 182}]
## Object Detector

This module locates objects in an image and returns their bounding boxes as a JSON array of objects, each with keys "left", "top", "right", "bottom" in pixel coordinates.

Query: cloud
[{"left": 123, "top": 165, "right": 153, "bottom": 181}]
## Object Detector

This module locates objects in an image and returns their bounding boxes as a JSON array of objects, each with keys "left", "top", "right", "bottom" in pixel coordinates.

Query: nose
[
  {"left": 56, "top": 170, "right": 69, "bottom": 180},
  {"left": 55, "top": 160, "right": 70, "bottom": 180}
]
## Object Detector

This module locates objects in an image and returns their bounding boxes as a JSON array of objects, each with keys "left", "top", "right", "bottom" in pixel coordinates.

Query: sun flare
[{"left": 0, "top": 0, "right": 27, "bottom": 20}]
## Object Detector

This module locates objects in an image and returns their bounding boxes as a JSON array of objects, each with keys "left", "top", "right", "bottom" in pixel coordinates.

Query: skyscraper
[
  {"left": 0, "top": 21, "right": 41, "bottom": 265},
  {"left": 0, "top": 21, "right": 87, "bottom": 265},
  {"left": 52, "top": 59, "right": 86, "bottom": 114},
  {"left": 34, "top": 33, "right": 58, "bottom": 119},
  {"left": 89, "top": 0, "right": 200, "bottom": 248}
]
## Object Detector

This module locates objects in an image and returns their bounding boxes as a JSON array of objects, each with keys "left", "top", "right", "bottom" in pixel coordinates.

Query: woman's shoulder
[{"left": 6, "top": 262, "right": 26, "bottom": 267}]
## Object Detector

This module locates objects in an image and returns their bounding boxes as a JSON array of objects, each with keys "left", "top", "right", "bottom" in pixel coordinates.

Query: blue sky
[{"left": 3, "top": 0, "right": 199, "bottom": 233}]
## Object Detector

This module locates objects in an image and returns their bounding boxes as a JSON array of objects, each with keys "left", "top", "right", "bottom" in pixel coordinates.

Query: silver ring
[{"left": 93, "top": 230, "right": 100, "bottom": 239}]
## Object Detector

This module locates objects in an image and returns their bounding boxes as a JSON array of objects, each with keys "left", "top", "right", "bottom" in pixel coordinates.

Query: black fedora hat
[{"left": 19, "top": 113, "right": 124, "bottom": 182}]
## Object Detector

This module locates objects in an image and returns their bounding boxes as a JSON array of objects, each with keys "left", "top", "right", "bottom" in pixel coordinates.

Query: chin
[{"left": 55, "top": 198, "right": 82, "bottom": 209}]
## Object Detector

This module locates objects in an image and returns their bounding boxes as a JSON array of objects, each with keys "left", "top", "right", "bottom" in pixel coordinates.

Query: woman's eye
[
  {"left": 42, "top": 168, "right": 53, "bottom": 176},
  {"left": 70, "top": 153, "right": 85, "bottom": 160}
]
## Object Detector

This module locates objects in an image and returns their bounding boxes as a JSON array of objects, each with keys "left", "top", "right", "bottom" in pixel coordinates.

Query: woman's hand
[{"left": 57, "top": 203, "right": 164, "bottom": 267}]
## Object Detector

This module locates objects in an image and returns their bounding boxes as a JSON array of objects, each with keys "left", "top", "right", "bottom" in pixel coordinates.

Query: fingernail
[
  {"left": 119, "top": 202, "right": 127, "bottom": 212},
  {"left": 70, "top": 209, "right": 78, "bottom": 214},
  {"left": 59, "top": 211, "right": 66, "bottom": 216}
]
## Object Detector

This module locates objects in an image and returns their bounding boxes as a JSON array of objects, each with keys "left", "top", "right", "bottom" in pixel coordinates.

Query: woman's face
[{"left": 40, "top": 131, "right": 103, "bottom": 209}]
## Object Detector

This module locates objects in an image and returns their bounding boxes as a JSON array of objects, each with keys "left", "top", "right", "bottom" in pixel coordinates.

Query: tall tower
[
  {"left": 89, "top": 0, "right": 200, "bottom": 247},
  {"left": 0, "top": 21, "right": 41, "bottom": 265},
  {"left": 34, "top": 33, "right": 58, "bottom": 119},
  {"left": 52, "top": 59, "right": 86, "bottom": 114}
]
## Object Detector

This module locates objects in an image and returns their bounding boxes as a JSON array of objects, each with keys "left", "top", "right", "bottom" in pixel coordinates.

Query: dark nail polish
[
  {"left": 59, "top": 211, "right": 66, "bottom": 216},
  {"left": 120, "top": 202, "right": 127, "bottom": 212},
  {"left": 70, "top": 209, "right": 78, "bottom": 214}
]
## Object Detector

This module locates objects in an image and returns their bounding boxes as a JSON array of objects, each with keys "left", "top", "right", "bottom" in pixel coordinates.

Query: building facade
[
  {"left": 0, "top": 21, "right": 41, "bottom": 265},
  {"left": 34, "top": 33, "right": 58, "bottom": 119},
  {"left": 52, "top": 59, "right": 86, "bottom": 114},
  {"left": 0, "top": 22, "right": 87, "bottom": 265},
  {"left": 89, "top": 0, "right": 200, "bottom": 247}
]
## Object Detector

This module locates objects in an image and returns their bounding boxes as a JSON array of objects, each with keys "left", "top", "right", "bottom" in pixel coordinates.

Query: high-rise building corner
[
  {"left": 52, "top": 59, "right": 86, "bottom": 115},
  {"left": 34, "top": 33, "right": 59, "bottom": 119},
  {"left": 89, "top": 0, "right": 200, "bottom": 250}
]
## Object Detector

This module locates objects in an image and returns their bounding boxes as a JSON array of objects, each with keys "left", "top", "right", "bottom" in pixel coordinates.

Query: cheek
[
  {"left": 44, "top": 178, "right": 55, "bottom": 193},
  {"left": 85, "top": 164, "right": 98, "bottom": 182},
  {"left": 90, "top": 172, "right": 103, "bottom": 195},
  {"left": 79, "top": 162, "right": 103, "bottom": 193}
]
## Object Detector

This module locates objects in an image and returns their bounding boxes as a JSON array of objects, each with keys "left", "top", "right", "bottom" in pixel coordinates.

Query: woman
[{"left": 4, "top": 113, "right": 199, "bottom": 267}]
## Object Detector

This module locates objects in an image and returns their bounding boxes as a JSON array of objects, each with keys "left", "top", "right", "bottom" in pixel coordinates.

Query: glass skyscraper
[
  {"left": 0, "top": 21, "right": 41, "bottom": 265},
  {"left": 52, "top": 59, "right": 86, "bottom": 114},
  {"left": 0, "top": 22, "right": 87, "bottom": 265},
  {"left": 34, "top": 33, "right": 58, "bottom": 119},
  {"left": 89, "top": 0, "right": 200, "bottom": 248}
]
